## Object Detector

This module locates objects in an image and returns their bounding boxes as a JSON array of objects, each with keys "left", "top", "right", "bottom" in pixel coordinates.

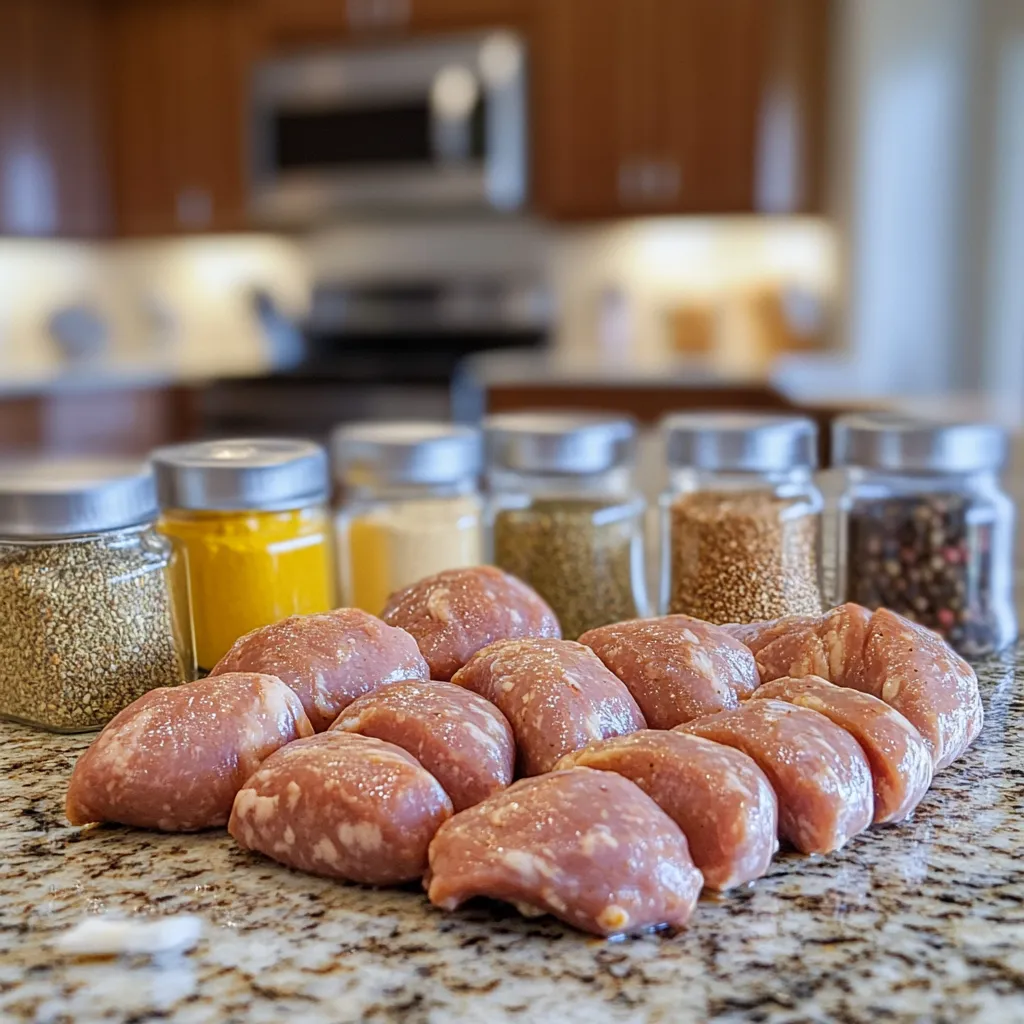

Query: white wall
[
  {"left": 978, "top": 6, "right": 1024, "bottom": 420},
  {"left": 832, "top": 0, "right": 1024, "bottom": 417},
  {"left": 834, "top": 0, "right": 975, "bottom": 397}
]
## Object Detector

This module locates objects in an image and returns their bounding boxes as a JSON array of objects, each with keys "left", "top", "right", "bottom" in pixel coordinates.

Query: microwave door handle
[
  {"left": 430, "top": 65, "right": 478, "bottom": 164},
  {"left": 485, "top": 73, "right": 526, "bottom": 210}
]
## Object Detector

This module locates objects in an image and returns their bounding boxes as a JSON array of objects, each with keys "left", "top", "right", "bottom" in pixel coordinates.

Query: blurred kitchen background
[{"left": 0, "top": 0, "right": 1022, "bottom": 493}]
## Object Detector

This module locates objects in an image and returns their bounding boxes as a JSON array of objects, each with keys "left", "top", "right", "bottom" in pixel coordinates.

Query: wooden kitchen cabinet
[
  {"left": 107, "top": 0, "right": 254, "bottom": 235},
  {"left": 254, "top": 0, "right": 529, "bottom": 47},
  {"left": 534, "top": 0, "right": 830, "bottom": 219},
  {"left": 0, "top": 386, "right": 201, "bottom": 458},
  {"left": 0, "top": 0, "right": 109, "bottom": 236}
]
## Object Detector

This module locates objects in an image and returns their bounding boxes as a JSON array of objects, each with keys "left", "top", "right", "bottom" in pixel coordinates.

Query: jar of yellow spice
[
  {"left": 152, "top": 439, "right": 334, "bottom": 671},
  {"left": 332, "top": 422, "right": 483, "bottom": 615}
]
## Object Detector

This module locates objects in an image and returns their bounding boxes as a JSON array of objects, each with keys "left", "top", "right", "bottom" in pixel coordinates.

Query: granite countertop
[{"left": 2, "top": 652, "right": 1023, "bottom": 1024}]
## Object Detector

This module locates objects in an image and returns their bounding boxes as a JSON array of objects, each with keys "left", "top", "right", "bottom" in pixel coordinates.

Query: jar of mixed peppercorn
[{"left": 833, "top": 414, "right": 1016, "bottom": 657}]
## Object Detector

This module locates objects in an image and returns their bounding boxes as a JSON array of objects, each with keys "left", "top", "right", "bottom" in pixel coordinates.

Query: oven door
[{"left": 250, "top": 32, "right": 526, "bottom": 222}]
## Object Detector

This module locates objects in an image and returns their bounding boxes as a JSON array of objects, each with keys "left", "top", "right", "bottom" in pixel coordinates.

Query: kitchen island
[{"left": 2, "top": 651, "right": 1022, "bottom": 1024}]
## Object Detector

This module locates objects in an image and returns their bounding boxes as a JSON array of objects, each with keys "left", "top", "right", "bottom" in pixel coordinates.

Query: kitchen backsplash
[
  {"left": 0, "top": 235, "right": 308, "bottom": 388},
  {"left": 304, "top": 216, "right": 840, "bottom": 369},
  {"left": 0, "top": 217, "right": 838, "bottom": 390}
]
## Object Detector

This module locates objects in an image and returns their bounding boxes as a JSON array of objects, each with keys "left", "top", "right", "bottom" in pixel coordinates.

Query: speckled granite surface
[{"left": 2, "top": 652, "right": 1023, "bottom": 1024}]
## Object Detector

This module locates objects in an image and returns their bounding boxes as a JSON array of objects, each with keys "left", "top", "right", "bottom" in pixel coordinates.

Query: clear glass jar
[
  {"left": 0, "top": 461, "right": 195, "bottom": 732},
  {"left": 485, "top": 413, "right": 648, "bottom": 639},
  {"left": 333, "top": 422, "right": 484, "bottom": 615},
  {"left": 660, "top": 412, "right": 824, "bottom": 623},
  {"left": 834, "top": 414, "right": 1016, "bottom": 657},
  {"left": 153, "top": 439, "right": 334, "bottom": 671}
]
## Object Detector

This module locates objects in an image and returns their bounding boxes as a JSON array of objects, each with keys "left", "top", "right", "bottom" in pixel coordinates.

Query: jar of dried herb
[
  {"left": 332, "top": 421, "right": 484, "bottom": 615},
  {"left": 485, "top": 413, "right": 648, "bottom": 639},
  {"left": 0, "top": 460, "right": 194, "bottom": 732},
  {"left": 153, "top": 439, "right": 334, "bottom": 672},
  {"left": 661, "top": 412, "right": 824, "bottom": 623},
  {"left": 833, "top": 414, "right": 1016, "bottom": 656}
]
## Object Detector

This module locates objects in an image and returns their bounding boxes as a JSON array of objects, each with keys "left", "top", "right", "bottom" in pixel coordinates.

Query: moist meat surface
[
  {"left": 380, "top": 566, "right": 561, "bottom": 681},
  {"left": 725, "top": 604, "right": 982, "bottom": 770},
  {"left": 451, "top": 638, "right": 646, "bottom": 775},
  {"left": 580, "top": 615, "right": 760, "bottom": 728},
  {"left": 66, "top": 673, "right": 313, "bottom": 831},
  {"left": 229, "top": 731, "right": 452, "bottom": 885},
  {"left": 425, "top": 766, "right": 703, "bottom": 936},
  {"left": 555, "top": 730, "right": 778, "bottom": 890},
  {"left": 752, "top": 675, "right": 933, "bottom": 823},
  {"left": 677, "top": 699, "right": 874, "bottom": 855},
  {"left": 330, "top": 679, "right": 515, "bottom": 811},
  {"left": 211, "top": 608, "right": 430, "bottom": 732}
]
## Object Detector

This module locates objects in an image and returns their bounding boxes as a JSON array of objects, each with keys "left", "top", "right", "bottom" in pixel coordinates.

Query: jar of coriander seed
[
  {"left": 834, "top": 414, "right": 1016, "bottom": 656},
  {"left": 485, "top": 412, "right": 648, "bottom": 639},
  {"left": 0, "top": 460, "right": 194, "bottom": 732},
  {"left": 660, "top": 412, "right": 824, "bottom": 624}
]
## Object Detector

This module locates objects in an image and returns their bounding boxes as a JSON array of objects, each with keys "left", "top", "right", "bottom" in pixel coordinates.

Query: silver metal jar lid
[
  {"left": 484, "top": 412, "right": 636, "bottom": 475},
  {"left": 0, "top": 459, "right": 158, "bottom": 537},
  {"left": 832, "top": 414, "right": 1008, "bottom": 473},
  {"left": 151, "top": 438, "right": 328, "bottom": 511},
  {"left": 332, "top": 421, "right": 481, "bottom": 488},
  {"left": 663, "top": 411, "right": 818, "bottom": 472}
]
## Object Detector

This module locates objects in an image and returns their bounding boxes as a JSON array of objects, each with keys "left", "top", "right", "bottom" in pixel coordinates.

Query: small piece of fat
[{"left": 53, "top": 915, "right": 203, "bottom": 958}]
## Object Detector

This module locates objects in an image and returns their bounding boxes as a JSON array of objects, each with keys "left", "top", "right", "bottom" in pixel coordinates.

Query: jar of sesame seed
[
  {"left": 485, "top": 412, "right": 648, "bottom": 640},
  {"left": 0, "top": 460, "right": 195, "bottom": 732},
  {"left": 833, "top": 414, "right": 1016, "bottom": 657},
  {"left": 660, "top": 412, "right": 824, "bottom": 624}
]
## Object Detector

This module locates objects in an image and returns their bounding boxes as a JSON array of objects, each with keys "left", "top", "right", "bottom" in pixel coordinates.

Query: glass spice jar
[
  {"left": 485, "top": 412, "right": 648, "bottom": 640},
  {"left": 661, "top": 412, "right": 824, "bottom": 623},
  {"left": 833, "top": 414, "right": 1016, "bottom": 657},
  {"left": 153, "top": 439, "right": 334, "bottom": 672},
  {"left": 0, "top": 460, "right": 195, "bottom": 732},
  {"left": 333, "top": 421, "right": 484, "bottom": 615}
]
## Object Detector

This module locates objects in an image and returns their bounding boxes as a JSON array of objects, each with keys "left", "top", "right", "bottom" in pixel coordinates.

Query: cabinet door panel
[
  {"left": 0, "top": 0, "right": 108, "bottom": 237},
  {"left": 410, "top": 0, "right": 527, "bottom": 31},
  {"left": 534, "top": 0, "right": 662, "bottom": 218},
  {"left": 535, "top": 0, "right": 828, "bottom": 219},
  {"left": 109, "top": 0, "right": 251, "bottom": 236},
  {"left": 660, "top": 0, "right": 766, "bottom": 213},
  {"left": 255, "top": 0, "right": 528, "bottom": 47}
]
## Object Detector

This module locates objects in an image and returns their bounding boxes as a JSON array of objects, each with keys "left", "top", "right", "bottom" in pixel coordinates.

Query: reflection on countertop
[{"left": 1, "top": 650, "right": 1023, "bottom": 1022}]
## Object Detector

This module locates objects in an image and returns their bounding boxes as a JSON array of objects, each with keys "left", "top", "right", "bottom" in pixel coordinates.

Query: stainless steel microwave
[{"left": 250, "top": 32, "right": 527, "bottom": 222}]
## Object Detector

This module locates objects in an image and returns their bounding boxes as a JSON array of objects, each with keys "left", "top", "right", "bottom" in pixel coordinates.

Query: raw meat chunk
[
  {"left": 579, "top": 615, "right": 759, "bottom": 728},
  {"left": 380, "top": 566, "right": 560, "bottom": 681},
  {"left": 66, "top": 673, "right": 313, "bottom": 831},
  {"left": 850, "top": 609, "right": 982, "bottom": 771},
  {"left": 726, "top": 603, "right": 982, "bottom": 770},
  {"left": 229, "top": 732, "right": 452, "bottom": 885},
  {"left": 425, "top": 767, "right": 702, "bottom": 936},
  {"left": 451, "top": 638, "right": 645, "bottom": 775},
  {"left": 330, "top": 680, "right": 515, "bottom": 811},
  {"left": 210, "top": 608, "right": 429, "bottom": 732},
  {"left": 677, "top": 699, "right": 873, "bottom": 855},
  {"left": 724, "top": 604, "right": 873, "bottom": 685},
  {"left": 555, "top": 730, "right": 777, "bottom": 890},
  {"left": 752, "top": 676, "right": 933, "bottom": 823}
]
